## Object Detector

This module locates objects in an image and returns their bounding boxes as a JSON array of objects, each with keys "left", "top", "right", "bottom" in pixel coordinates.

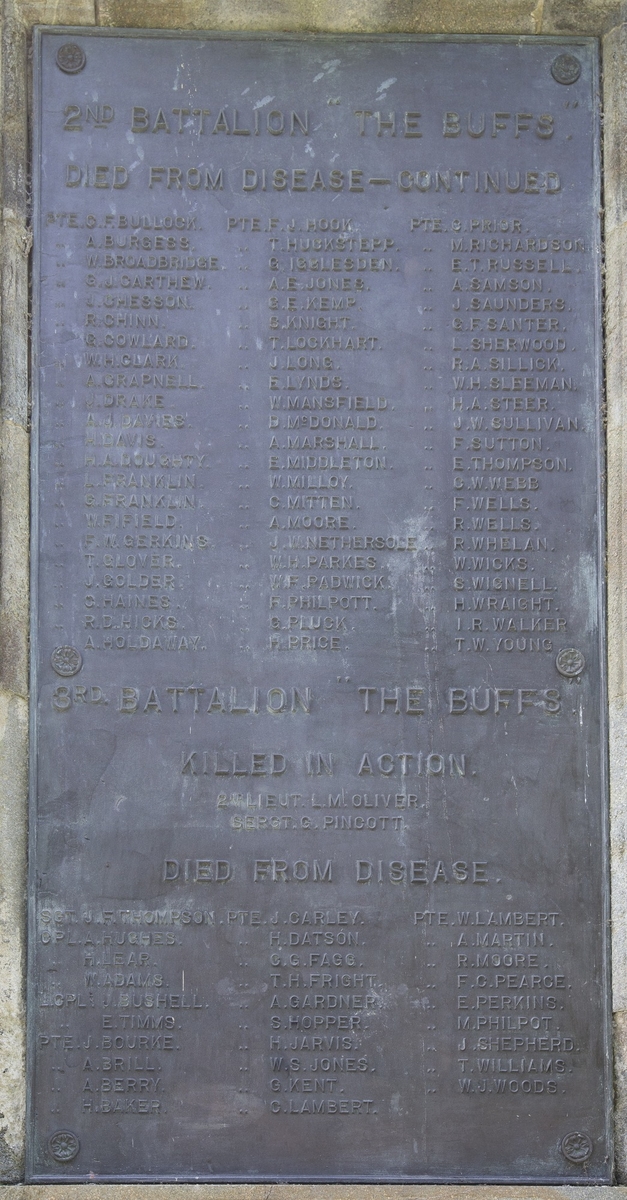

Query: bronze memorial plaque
[{"left": 29, "top": 30, "right": 609, "bottom": 1181}]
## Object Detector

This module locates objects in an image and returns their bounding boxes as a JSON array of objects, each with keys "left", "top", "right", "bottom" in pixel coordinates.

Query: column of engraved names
[
  {"left": 451, "top": 907, "right": 580, "bottom": 1097},
  {"left": 36, "top": 903, "right": 213, "bottom": 1120},
  {"left": 233, "top": 228, "right": 254, "bottom": 655},
  {"left": 39, "top": 202, "right": 222, "bottom": 1124},
  {"left": 408, "top": 217, "right": 441, "bottom": 655},
  {"left": 266, "top": 219, "right": 409, "bottom": 653},
  {"left": 267, "top": 907, "right": 378, "bottom": 1116},
  {"left": 449, "top": 219, "right": 584, "bottom": 655},
  {"left": 73, "top": 209, "right": 218, "bottom": 658}
]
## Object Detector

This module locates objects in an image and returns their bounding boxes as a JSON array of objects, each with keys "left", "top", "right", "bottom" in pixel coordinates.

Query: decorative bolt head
[
  {"left": 560, "top": 1131, "right": 593, "bottom": 1164},
  {"left": 555, "top": 647, "right": 586, "bottom": 678},
  {"left": 51, "top": 646, "right": 83, "bottom": 677},
  {"left": 56, "top": 44, "right": 86, "bottom": 74},
  {"left": 551, "top": 53, "right": 581, "bottom": 84},
  {"left": 48, "top": 1130, "right": 80, "bottom": 1162}
]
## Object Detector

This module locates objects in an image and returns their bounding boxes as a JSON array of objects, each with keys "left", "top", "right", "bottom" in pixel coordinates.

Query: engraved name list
[{"left": 30, "top": 31, "right": 608, "bottom": 1183}]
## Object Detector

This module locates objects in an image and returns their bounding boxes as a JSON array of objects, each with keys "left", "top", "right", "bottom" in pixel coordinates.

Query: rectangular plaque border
[{"left": 26, "top": 27, "right": 612, "bottom": 1184}]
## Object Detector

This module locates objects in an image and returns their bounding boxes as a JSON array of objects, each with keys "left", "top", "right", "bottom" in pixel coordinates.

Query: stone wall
[{"left": 1, "top": 0, "right": 625, "bottom": 1189}]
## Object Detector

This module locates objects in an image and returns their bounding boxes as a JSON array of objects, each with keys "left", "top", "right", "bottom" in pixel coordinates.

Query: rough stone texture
[
  {"left": 603, "top": 7, "right": 627, "bottom": 1180},
  {"left": 16, "top": 0, "right": 623, "bottom": 34},
  {"left": 95, "top": 0, "right": 542, "bottom": 33},
  {"left": 0, "top": 418, "right": 29, "bottom": 705},
  {"left": 19, "top": 0, "right": 94, "bottom": 22},
  {"left": 604, "top": 0, "right": 627, "bottom": 1143},
  {"left": 0, "top": 687, "right": 27, "bottom": 1182},
  {"left": 0, "top": 1190, "right": 625, "bottom": 1200},
  {"left": 540, "top": 0, "right": 622, "bottom": 32},
  {"left": 603, "top": 11, "right": 627, "bottom": 235},
  {"left": 0, "top": 0, "right": 624, "bottom": 1188},
  {"left": 0, "top": 0, "right": 30, "bottom": 1185},
  {"left": 1, "top": 0, "right": 30, "bottom": 695},
  {"left": 616, "top": 1012, "right": 627, "bottom": 1180}
]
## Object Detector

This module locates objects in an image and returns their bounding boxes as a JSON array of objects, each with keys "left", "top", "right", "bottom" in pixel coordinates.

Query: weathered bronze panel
[{"left": 29, "top": 30, "right": 609, "bottom": 1181}]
